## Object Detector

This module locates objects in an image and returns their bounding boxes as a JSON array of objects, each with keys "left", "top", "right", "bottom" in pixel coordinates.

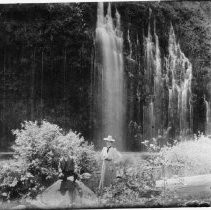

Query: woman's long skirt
[{"left": 99, "top": 160, "right": 116, "bottom": 189}]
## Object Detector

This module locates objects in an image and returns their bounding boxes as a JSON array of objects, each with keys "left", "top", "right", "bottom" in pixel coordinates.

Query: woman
[{"left": 99, "top": 135, "right": 122, "bottom": 189}]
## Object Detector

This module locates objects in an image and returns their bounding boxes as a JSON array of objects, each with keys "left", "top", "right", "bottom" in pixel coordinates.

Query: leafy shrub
[
  {"left": 147, "top": 134, "right": 211, "bottom": 178},
  {"left": 159, "top": 134, "right": 211, "bottom": 177},
  {"left": 0, "top": 159, "right": 40, "bottom": 200},
  {"left": 0, "top": 120, "right": 98, "bottom": 200},
  {"left": 138, "top": 134, "right": 211, "bottom": 207},
  {"left": 52, "top": 131, "right": 98, "bottom": 174},
  {"left": 99, "top": 156, "right": 160, "bottom": 207}
]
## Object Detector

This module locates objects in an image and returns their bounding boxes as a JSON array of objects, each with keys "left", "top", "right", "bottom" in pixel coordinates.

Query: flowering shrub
[{"left": 0, "top": 120, "right": 98, "bottom": 200}]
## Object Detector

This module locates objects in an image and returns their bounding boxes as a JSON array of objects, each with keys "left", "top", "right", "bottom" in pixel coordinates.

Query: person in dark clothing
[{"left": 58, "top": 152, "right": 78, "bottom": 182}]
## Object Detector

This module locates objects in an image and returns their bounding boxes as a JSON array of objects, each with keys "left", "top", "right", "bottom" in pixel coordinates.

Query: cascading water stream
[
  {"left": 143, "top": 18, "right": 193, "bottom": 141},
  {"left": 127, "top": 30, "right": 132, "bottom": 59},
  {"left": 205, "top": 97, "right": 211, "bottom": 135},
  {"left": 153, "top": 20, "right": 163, "bottom": 135},
  {"left": 143, "top": 10, "right": 153, "bottom": 140},
  {"left": 93, "top": 5, "right": 194, "bottom": 146},
  {"left": 94, "top": 2, "right": 125, "bottom": 149},
  {"left": 143, "top": 15, "right": 162, "bottom": 140},
  {"left": 166, "top": 24, "right": 193, "bottom": 136}
]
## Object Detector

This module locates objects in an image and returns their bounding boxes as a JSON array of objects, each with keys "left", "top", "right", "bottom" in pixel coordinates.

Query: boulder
[{"left": 28, "top": 177, "right": 98, "bottom": 208}]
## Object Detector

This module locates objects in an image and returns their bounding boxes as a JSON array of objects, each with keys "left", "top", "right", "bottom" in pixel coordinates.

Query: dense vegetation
[
  {"left": 1, "top": 121, "right": 211, "bottom": 208},
  {"left": 0, "top": 2, "right": 210, "bottom": 150},
  {"left": 0, "top": 120, "right": 98, "bottom": 201},
  {"left": 0, "top": 2, "right": 211, "bottom": 207}
]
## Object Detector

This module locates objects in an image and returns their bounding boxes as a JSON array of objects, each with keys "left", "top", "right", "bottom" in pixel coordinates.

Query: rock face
[{"left": 29, "top": 177, "right": 98, "bottom": 208}]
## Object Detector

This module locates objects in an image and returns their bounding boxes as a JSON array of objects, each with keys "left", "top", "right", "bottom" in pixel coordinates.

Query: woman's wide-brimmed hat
[{"left": 103, "top": 135, "right": 115, "bottom": 142}]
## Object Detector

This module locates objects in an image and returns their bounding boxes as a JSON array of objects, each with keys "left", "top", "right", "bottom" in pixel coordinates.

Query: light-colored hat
[{"left": 103, "top": 135, "right": 115, "bottom": 142}]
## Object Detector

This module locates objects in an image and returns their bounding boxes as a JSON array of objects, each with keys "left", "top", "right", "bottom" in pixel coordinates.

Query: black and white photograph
[{"left": 0, "top": 0, "right": 211, "bottom": 209}]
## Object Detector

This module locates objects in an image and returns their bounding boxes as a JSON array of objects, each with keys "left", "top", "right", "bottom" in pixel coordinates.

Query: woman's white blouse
[{"left": 101, "top": 147, "right": 122, "bottom": 162}]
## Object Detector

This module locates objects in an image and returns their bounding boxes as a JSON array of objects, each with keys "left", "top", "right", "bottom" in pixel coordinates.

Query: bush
[
  {"left": 0, "top": 120, "right": 98, "bottom": 200},
  {"left": 99, "top": 156, "right": 160, "bottom": 207},
  {"left": 147, "top": 134, "right": 211, "bottom": 178},
  {"left": 162, "top": 134, "right": 211, "bottom": 177},
  {"left": 0, "top": 158, "right": 41, "bottom": 201}
]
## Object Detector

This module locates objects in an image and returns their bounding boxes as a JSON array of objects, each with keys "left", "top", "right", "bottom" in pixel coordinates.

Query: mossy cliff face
[{"left": 0, "top": 2, "right": 210, "bottom": 150}]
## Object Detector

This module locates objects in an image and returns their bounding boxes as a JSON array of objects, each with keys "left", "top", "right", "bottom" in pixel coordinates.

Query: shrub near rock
[
  {"left": 99, "top": 156, "right": 160, "bottom": 207},
  {"left": 0, "top": 120, "right": 98, "bottom": 201}
]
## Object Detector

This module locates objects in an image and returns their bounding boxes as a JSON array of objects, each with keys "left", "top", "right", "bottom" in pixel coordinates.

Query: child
[{"left": 58, "top": 151, "right": 78, "bottom": 182}]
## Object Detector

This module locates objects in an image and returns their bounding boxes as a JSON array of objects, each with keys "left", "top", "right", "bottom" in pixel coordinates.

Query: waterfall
[
  {"left": 205, "top": 98, "right": 211, "bottom": 135},
  {"left": 205, "top": 98, "right": 209, "bottom": 123},
  {"left": 143, "top": 16, "right": 162, "bottom": 140},
  {"left": 94, "top": 2, "right": 125, "bottom": 149},
  {"left": 143, "top": 19, "right": 192, "bottom": 141},
  {"left": 93, "top": 5, "right": 193, "bottom": 146},
  {"left": 153, "top": 20, "right": 163, "bottom": 136},
  {"left": 127, "top": 29, "right": 133, "bottom": 60},
  {"left": 143, "top": 17, "right": 154, "bottom": 140},
  {"left": 166, "top": 24, "right": 193, "bottom": 136}
]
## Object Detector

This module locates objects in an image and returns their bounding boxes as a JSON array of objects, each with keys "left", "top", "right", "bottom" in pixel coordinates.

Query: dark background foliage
[{"left": 0, "top": 2, "right": 210, "bottom": 151}]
